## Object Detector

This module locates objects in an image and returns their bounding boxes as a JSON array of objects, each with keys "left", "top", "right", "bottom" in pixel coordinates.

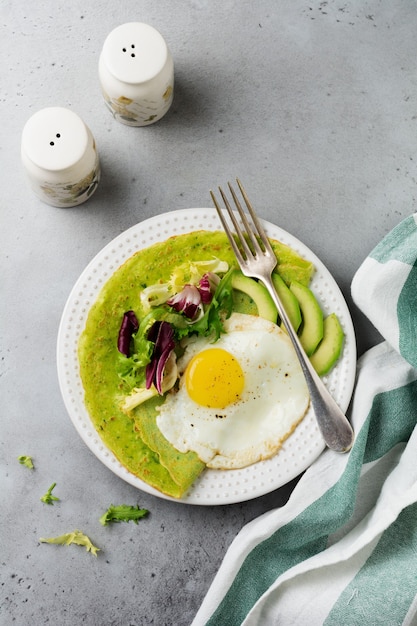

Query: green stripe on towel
[
  {"left": 370, "top": 215, "right": 417, "bottom": 265},
  {"left": 398, "top": 260, "right": 417, "bottom": 368},
  {"left": 325, "top": 502, "right": 417, "bottom": 626}
]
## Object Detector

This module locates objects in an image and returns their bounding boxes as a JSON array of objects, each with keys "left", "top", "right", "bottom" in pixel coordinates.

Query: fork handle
[{"left": 263, "top": 276, "right": 354, "bottom": 453}]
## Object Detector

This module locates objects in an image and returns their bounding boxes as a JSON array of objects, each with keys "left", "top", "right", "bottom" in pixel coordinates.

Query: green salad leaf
[
  {"left": 18, "top": 455, "right": 34, "bottom": 469},
  {"left": 39, "top": 530, "right": 100, "bottom": 556},
  {"left": 140, "top": 258, "right": 228, "bottom": 312},
  {"left": 40, "top": 482, "right": 60, "bottom": 505},
  {"left": 117, "top": 268, "right": 234, "bottom": 395},
  {"left": 99, "top": 504, "right": 149, "bottom": 526},
  {"left": 190, "top": 267, "right": 234, "bottom": 340}
]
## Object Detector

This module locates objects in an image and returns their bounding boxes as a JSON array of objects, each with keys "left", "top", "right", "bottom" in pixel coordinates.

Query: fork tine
[
  {"left": 210, "top": 189, "right": 245, "bottom": 263},
  {"left": 227, "top": 182, "right": 264, "bottom": 257},
  {"left": 236, "top": 178, "right": 275, "bottom": 256},
  {"left": 211, "top": 186, "right": 253, "bottom": 261},
  {"left": 218, "top": 185, "right": 254, "bottom": 260}
]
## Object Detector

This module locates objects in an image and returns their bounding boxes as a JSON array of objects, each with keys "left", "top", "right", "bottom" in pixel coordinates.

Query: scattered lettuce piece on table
[
  {"left": 40, "top": 482, "right": 60, "bottom": 505},
  {"left": 18, "top": 455, "right": 34, "bottom": 469},
  {"left": 100, "top": 504, "right": 149, "bottom": 526},
  {"left": 39, "top": 530, "right": 100, "bottom": 556}
]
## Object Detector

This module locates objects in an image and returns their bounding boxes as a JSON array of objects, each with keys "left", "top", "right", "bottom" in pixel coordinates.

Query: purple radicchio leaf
[
  {"left": 166, "top": 284, "right": 202, "bottom": 320},
  {"left": 145, "top": 321, "right": 175, "bottom": 394},
  {"left": 198, "top": 272, "right": 220, "bottom": 304},
  {"left": 117, "top": 310, "right": 139, "bottom": 357}
]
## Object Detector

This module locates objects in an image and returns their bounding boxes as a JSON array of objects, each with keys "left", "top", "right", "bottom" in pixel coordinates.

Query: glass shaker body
[
  {"left": 21, "top": 107, "right": 100, "bottom": 208},
  {"left": 99, "top": 22, "right": 174, "bottom": 126}
]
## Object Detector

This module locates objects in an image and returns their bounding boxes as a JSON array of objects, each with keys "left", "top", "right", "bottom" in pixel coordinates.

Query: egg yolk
[{"left": 185, "top": 348, "right": 245, "bottom": 409}]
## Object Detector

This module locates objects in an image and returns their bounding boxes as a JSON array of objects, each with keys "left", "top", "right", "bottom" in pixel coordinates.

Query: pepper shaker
[
  {"left": 21, "top": 107, "right": 100, "bottom": 208},
  {"left": 99, "top": 22, "right": 174, "bottom": 126}
]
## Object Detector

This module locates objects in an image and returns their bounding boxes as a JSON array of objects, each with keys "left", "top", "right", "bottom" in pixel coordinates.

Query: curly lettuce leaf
[
  {"left": 139, "top": 282, "right": 172, "bottom": 311},
  {"left": 117, "top": 308, "right": 183, "bottom": 391},
  {"left": 118, "top": 268, "right": 234, "bottom": 397},
  {"left": 40, "top": 482, "right": 60, "bottom": 505},
  {"left": 190, "top": 267, "right": 235, "bottom": 340},
  {"left": 116, "top": 310, "right": 162, "bottom": 389},
  {"left": 179, "top": 258, "right": 228, "bottom": 286},
  {"left": 18, "top": 455, "right": 34, "bottom": 469},
  {"left": 140, "top": 258, "right": 228, "bottom": 312},
  {"left": 39, "top": 530, "right": 100, "bottom": 556},
  {"left": 122, "top": 351, "right": 178, "bottom": 412},
  {"left": 99, "top": 504, "right": 149, "bottom": 526}
]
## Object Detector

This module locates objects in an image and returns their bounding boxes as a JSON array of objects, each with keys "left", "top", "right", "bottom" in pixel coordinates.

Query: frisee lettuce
[
  {"left": 39, "top": 530, "right": 100, "bottom": 556},
  {"left": 117, "top": 308, "right": 185, "bottom": 391},
  {"left": 122, "top": 351, "right": 177, "bottom": 412},
  {"left": 99, "top": 504, "right": 149, "bottom": 526},
  {"left": 117, "top": 268, "right": 235, "bottom": 400},
  {"left": 18, "top": 455, "right": 34, "bottom": 469},
  {"left": 189, "top": 267, "right": 234, "bottom": 340},
  {"left": 40, "top": 482, "right": 60, "bottom": 505},
  {"left": 140, "top": 258, "right": 228, "bottom": 312}
]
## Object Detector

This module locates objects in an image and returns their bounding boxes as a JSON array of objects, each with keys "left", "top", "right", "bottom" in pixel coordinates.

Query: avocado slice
[
  {"left": 310, "top": 313, "right": 344, "bottom": 376},
  {"left": 272, "top": 273, "right": 302, "bottom": 332},
  {"left": 231, "top": 270, "right": 277, "bottom": 323},
  {"left": 290, "top": 280, "right": 324, "bottom": 355}
]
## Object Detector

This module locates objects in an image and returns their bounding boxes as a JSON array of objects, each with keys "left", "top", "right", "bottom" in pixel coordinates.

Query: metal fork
[{"left": 210, "top": 179, "right": 354, "bottom": 453}]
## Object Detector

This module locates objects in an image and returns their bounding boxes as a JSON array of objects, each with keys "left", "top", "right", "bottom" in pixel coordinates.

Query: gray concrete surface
[{"left": 2, "top": 1, "right": 417, "bottom": 624}]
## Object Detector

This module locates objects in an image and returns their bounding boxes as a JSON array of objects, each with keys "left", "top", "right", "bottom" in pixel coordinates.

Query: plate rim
[{"left": 57, "top": 208, "right": 357, "bottom": 505}]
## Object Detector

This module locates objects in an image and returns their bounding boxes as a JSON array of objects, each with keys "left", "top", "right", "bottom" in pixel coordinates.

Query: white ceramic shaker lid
[
  {"left": 102, "top": 22, "right": 168, "bottom": 85},
  {"left": 22, "top": 107, "right": 89, "bottom": 172},
  {"left": 21, "top": 107, "right": 100, "bottom": 207},
  {"left": 99, "top": 22, "right": 174, "bottom": 126}
]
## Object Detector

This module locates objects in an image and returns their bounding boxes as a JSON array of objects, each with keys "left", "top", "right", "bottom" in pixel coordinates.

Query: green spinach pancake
[{"left": 78, "top": 230, "right": 315, "bottom": 498}]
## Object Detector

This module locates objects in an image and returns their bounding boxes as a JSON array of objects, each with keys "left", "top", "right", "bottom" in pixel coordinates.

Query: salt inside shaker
[
  {"left": 99, "top": 22, "right": 174, "bottom": 126},
  {"left": 21, "top": 107, "right": 100, "bottom": 208}
]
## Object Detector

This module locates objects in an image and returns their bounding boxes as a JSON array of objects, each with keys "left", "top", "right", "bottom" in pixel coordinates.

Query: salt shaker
[
  {"left": 21, "top": 107, "right": 100, "bottom": 208},
  {"left": 99, "top": 22, "right": 174, "bottom": 126}
]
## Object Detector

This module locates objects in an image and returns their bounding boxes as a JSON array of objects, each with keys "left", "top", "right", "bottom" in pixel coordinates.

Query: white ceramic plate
[{"left": 57, "top": 208, "right": 357, "bottom": 505}]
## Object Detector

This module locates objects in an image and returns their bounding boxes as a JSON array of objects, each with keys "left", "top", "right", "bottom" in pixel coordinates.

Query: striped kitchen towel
[{"left": 192, "top": 214, "right": 417, "bottom": 626}]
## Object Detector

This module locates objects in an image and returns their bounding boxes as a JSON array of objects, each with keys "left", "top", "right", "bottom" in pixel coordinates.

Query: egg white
[{"left": 156, "top": 312, "right": 310, "bottom": 469}]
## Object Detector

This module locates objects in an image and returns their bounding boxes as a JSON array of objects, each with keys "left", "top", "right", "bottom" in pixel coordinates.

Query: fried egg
[{"left": 156, "top": 312, "right": 310, "bottom": 470}]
